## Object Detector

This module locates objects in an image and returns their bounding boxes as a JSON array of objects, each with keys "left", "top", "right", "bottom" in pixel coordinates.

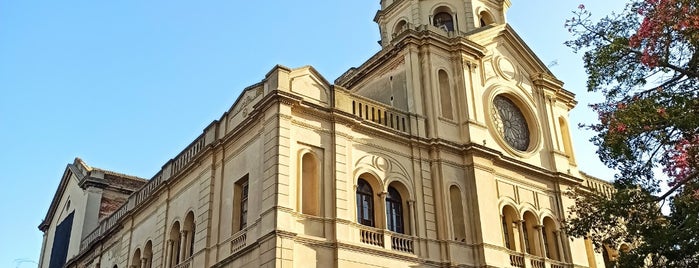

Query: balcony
[
  {"left": 334, "top": 89, "right": 411, "bottom": 134},
  {"left": 504, "top": 250, "right": 572, "bottom": 268},
  {"left": 231, "top": 231, "right": 247, "bottom": 254},
  {"left": 355, "top": 225, "right": 415, "bottom": 254},
  {"left": 509, "top": 251, "right": 525, "bottom": 268}
]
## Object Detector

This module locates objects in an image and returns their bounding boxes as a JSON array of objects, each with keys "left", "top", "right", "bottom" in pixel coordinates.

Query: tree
[{"left": 563, "top": 1, "right": 699, "bottom": 267}]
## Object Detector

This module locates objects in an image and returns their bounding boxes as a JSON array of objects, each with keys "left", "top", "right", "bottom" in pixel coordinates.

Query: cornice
[
  {"left": 336, "top": 29, "right": 486, "bottom": 89},
  {"left": 374, "top": 0, "right": 410, "bottom": 23}
]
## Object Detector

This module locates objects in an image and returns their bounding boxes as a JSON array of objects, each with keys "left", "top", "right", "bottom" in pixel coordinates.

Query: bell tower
[{"left": 375, "top": 0, "right": 512, "bottom": 47}]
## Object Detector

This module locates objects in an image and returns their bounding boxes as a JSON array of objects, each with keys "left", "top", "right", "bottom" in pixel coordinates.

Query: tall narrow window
[
  {"left": 438, "top": 70, "right": 454, "bottom": 120},
  {"left": 450, "top": 186, "right": 466, "bottom": 241},
  {"left": 301, "top": 153, "right": 320, "bottom": 216},
  {"left": 502, "top": 205, "right": 518, "bottom": 251},
  {"left": 522, "top": 219, "right": 531, "bottom": 253},
  {"left": 240, "top": 181, "right": 249, "bottom": 230},
  {"left": 234, "top": 175, "right": 250, "bottom": 232},
  {"left": 544, "top": 217, "right": 561, "bottom": 260},
  {"left": 169, "top": 221, "right": 181, "bottom": 267},
  {"left": 433, "top": 12, "right": 454, "bottom": 32},
  {"left": 356, "top": 179, "right": 375, "bottom": 227},
  {"left": 502, "top": 215, "right": 512, "bottom": 249},
  {"left": 132, "top": 249, "right": 142, "bottom": 268},
  {"left": 184, "top": 211, "right": 195, "bottom": 259},
  {"left": 144, "top": 241, "right": 153, "bottom": 268},
  {"left": 523, "top": 212, "right": 540, "bottom": 256},
  {"left": 559, "top": 117, "right": 576, "bottom": 164},
  {"left": 385, "top": 186, "right": 404, "bottom": 233}
]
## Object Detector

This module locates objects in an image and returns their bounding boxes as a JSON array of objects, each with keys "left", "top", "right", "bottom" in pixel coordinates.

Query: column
[
  {"left": 140, "top": 258, "right": 147, "bottom": 268},
  {"left": 516, "top": 220, "right": 526, "bottom": 253},
  {"left": 379, "top": 191, "right": 389, "bottom": 250},
  {"left": 179, "top": 231, "right": 188, "bottom": 262},
  {"left": 164, "top": 240, "right": 173, "bottom": 268},
  {"left": 407, "top": 200, "right": 417, "bottom": 236},
  {"left": 555, "top": 231, "right": 566, "bottom": 262},
  {"left": 536, "top": 225, "right": 546, "bottom": 258}
]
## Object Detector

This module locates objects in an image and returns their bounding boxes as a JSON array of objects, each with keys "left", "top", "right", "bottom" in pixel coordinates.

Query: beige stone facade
[{"left": 38, "top": 1, "right": 616, "bottom": 268}]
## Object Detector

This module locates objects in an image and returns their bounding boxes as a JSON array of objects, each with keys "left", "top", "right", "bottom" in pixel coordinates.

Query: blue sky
[{"left": 0, "top": 1, "right": 625, "bottom": 266}]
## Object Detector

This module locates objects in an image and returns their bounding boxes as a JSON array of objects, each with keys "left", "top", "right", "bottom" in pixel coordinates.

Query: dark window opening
[
  {"left": 356, "top": 179, "right": 375, "bottom": 227},
  {"left": 385, "top": 186, "right": 404, "bottom": 233},
  {"left": 433, "top": 12, "right": 454, "bottom": 32}
]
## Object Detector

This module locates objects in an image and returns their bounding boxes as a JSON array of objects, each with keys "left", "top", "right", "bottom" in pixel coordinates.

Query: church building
[{"left": 38, "top": 0, "right": 615, "bottom": 267}]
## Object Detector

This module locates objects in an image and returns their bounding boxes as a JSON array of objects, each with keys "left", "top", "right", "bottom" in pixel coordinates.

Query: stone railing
[
  {"left": 172, "top": 135, "right": 206, "bottom": 175},
  {"left": 355, "top": 224, "right": 418, "bottom": 254},
  {"left": 231, "top": 231, "right": 247, "bottom": 254},
  {"left": 581, "top": 174, "right": 614, "bottom": 198},
  {"left": 79, "top": 133, "right": 210, "bottom": 251},
  {"left": 80, "top": 200, "right": 128, "bottom": 250},
  {"left": 501, "top": 250, "right": 572, "bottom": 268},
  {"left": 359, "top": 227, "right": 384, "bottom": 247},
  {"left": 509, "top": 251, "right": 525, "bottom": 268},
  {"left": 390, "top": 232, "right": 414, "bottom": 254},
  {"left": 334, "top": 89, "right": 410, "bottom": 134},
  {"left": 548, "top": 259, "right": 567, "bottom": 268},
  {"left": 134, "top": 172, "right": 163, "bottom": 206},
  {"left": 530, "top": 257, "right": 545, "bottom": 268}
]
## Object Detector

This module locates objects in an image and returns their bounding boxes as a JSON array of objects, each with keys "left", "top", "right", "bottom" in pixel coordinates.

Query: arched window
[
  {"left": 168, "top": 221, "right": 181, "bottom": 267},
  {"left": 433, "top": 12, "right": 454, "bottom": 32},
  {"left": 543, "top": 217, "right": 561, "bottom": 260},
  {"left": 522, "top": 211, "right": 541, "bottom": 256},
  {"left": 356, "top": 179, "right": 375, "bottom": 227},
  {"left": 501, "top": 205, "right": 518, "bottom": 250},
  {"left": 385, "top": 186, "right": 404, "bottom": 233},
  {"left": 301, "top": 153, "right": 320, "bottom": 216},
  {"left": 183, "top": 211, "right": 195, "bottom": 260},
  {"left": 132, "top": 248, "right": 142, "bottom": 268},
  {"left": 559, "top": 117, "right": 575, "bottom": 164},
  {"left": 144, "top": 241, "right": 153, "bottom": 268},
  {"left": 449, "top": 186, "right": 466, "bottom": 241},
  {"left": 438, "top": 70, "right": 454, "bottom": 120},
  {"left": 479, "top": 11, "right": 494, "bottom": 27},
  {"left": 394, "top": 20, "right": 408, "bottom": 36}
]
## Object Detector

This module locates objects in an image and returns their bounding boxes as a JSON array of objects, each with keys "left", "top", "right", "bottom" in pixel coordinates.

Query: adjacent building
[{"left": 38, "top": 1, "right": 616, "bottom": 267}]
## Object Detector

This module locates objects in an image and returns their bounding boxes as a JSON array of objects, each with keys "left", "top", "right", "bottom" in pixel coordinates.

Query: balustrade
[
  {"left": 530, "top": 258, "right": 545, "bottom": 268},
  {"left": 390, "top": 233, "right": 414, "bottom": 254},
  {"left": 509, "top": 252, "right": 525, "bottom": 268},
  {"left": 79, "top": 134, "right": 207, "bottom": 253},
  {"left": 231, "top": 232, "right": 247, "bottom": 253},
  {"left": 359, "top": 227, "right": 384, "bottom": 247}
]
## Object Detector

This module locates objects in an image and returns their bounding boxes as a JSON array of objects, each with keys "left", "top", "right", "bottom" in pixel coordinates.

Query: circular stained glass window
[{"left": 492, "top": 95, "right": 530, "bottom": 151}]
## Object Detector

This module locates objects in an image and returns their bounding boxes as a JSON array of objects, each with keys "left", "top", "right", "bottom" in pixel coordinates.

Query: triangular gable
[
  {"left": 38, "top": 158, "right": 146, "bottom": 231},
  {"left": 39, "top": 158, "right": 87, "bottom": 231},
  {"left": 467, "top": 24, "right": 562, "bottom": 86}
]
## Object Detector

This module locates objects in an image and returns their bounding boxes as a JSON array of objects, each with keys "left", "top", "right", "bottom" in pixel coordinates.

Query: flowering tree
[{"left": 564, "top": 1, "right": 699, "bottom": 267}]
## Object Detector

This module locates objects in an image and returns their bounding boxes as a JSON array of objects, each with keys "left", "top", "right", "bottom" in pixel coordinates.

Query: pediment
[{"left": 468, "top": 24, "right": 563, "bottom": 88}]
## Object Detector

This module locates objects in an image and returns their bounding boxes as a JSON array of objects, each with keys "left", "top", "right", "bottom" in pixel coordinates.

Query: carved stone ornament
[{"left": 491, "top": 95, "right": 530, "bottom": 151}]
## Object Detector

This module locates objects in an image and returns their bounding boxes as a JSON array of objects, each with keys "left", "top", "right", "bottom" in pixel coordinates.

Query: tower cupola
[{"left": 375, "top": 0, "right": 512, "bottom": 47}]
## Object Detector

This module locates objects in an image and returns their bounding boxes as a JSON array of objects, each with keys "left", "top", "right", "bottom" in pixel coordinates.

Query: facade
[{"left": 38, "top": 1, "right": 617, "bottom": 268}]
